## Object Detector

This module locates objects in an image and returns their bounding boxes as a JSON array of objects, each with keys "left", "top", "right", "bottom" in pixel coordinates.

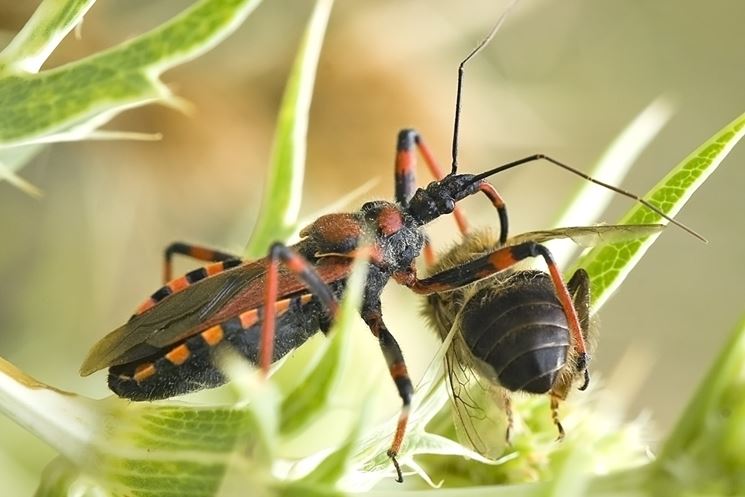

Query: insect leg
[
  {"left": 395, "top": 129, "right": 470, "bottom": 233},
  {"left": 568, "top": 268, "right": 591, "bottom": 390},
  {"left": 261, "top": 242, "right": 339, "bottom": 374},
  {"left": 422, "top": 234, "right": 437, "bottom": 267},
  {"left": 495, "top": 389, "right": 514, "bottom": 445},
  {"left": 360, "top": 301, "right": 413, "bottom": 483},
  {"left": 164, "top": 242, "right": 240, "bottom": 282},
  {"left": 396, "top": 241, "right": 588, "bottom": 374},
  {"left": 130, "top": 256, "right": 244, "bottom": 320},
  {"left": 477, "top": 181, "right": 509, "bottom": 245},
  {"left": 550, "top": 393, "right": 566, "bottom": 440}
]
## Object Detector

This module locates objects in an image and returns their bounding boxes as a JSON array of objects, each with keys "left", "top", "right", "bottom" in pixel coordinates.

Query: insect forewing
[
  {"left": 80, "top": 257, "right": 355, "bottom": 376},
  {"left": 80, "top": 263, "right": 267, "bottom": 375}
]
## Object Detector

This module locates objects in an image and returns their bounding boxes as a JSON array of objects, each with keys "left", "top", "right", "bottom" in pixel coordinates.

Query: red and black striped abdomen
[
  {"left": 460, "top": 271, "right": 570, "bottom": 395},
  {"left": 108, "top": 291, "right": 335, "bottom": 400}
]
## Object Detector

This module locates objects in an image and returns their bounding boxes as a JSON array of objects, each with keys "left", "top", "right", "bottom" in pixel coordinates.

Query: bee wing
[
  {"left": 445, "top": 331, "right": 509, "bottom": 458},
  {"left": 506, "top": 223, "right": 664, "bottom": 247},
  {"left": 80, "top": 258, "right": 354, "bottom": 376}
]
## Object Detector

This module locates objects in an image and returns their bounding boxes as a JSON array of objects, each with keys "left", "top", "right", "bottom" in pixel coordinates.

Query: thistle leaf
[
  {"left": 0, "top": 0, "right": 264, "bottom": 191},
  {"left": 572, "top": 111, "right": 745, "bottom": 311}
]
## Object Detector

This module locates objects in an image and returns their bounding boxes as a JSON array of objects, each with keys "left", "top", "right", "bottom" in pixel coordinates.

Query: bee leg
[
  {"left": 398, "top": 242, "right": 587, "bottom": 378},
  {"left": 500, "top": 391, "right": 514, "bottom": 445},
  {"left": 261, "top": 242, "right": 339, "bottom": 374},
  {"left": 361, "top": 301, "right": 413, "bottom": 483},
  {"left": 550, "top": 394, "right": 566, "bottom": 441},
  {"left": 568, "top": 269, "right": 591, "bottom": 390},
  {"left": 163, "top": 242, "right": 240, "bottom": 283}
]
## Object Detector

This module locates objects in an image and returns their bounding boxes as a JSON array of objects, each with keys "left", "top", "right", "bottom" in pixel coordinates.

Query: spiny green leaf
[
  {"left": 0, "top": 0, "right": 263, "bottom": 149},
  {"left": 0, "top": 352, "right": 281, "bottom": 496},
  {"left": 572, "top": 111, "right": 745, "bottom": 311},
  {"left": 245, "top": 0, "right": 333, "bottom": 257},
  {"left": 0, "top": 0, "right": 96, "bottom": 74}
]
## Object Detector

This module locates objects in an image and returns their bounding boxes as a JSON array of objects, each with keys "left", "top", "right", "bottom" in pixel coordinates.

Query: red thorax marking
[{"left": 377, "top": 205, "right": 404, "bottom": 236}]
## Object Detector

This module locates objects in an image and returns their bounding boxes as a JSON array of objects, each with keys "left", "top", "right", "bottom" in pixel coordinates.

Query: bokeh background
[{"left": 1, "top": 0, "right": 744, "bottom": 493}]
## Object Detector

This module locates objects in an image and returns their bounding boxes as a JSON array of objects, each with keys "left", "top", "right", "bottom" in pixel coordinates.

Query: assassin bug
[
  {"left": 80, "top": 2, "right": 703, "bottom": 482},
  {"left": 422, "top": 223, "right": 663, "bottom": 455}
]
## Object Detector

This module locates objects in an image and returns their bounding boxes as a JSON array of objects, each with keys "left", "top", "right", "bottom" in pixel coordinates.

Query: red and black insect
[{"left": 80, "top": 6, "right": 701, "bottom": 482}]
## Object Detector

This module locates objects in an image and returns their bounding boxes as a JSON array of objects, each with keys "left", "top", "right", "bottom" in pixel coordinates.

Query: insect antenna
[
  {"left": 451, "top": 0, "right": 522, "bottom": 175},
  {"left": 471, "top": 154, "right": 708, "bottom": 242}
]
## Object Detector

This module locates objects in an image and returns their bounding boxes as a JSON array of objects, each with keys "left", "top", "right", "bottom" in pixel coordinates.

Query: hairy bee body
[{"left": 424, "top": 229, "right": 591, "bottom": 401}]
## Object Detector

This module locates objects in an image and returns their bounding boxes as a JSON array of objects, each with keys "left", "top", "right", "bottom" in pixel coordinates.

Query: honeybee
[{"left": 422, "top": 223, "right": 662, "bottom": 455}]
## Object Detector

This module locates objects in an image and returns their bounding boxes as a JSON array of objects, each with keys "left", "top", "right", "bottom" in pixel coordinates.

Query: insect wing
[
  {"left": 80, "top": 257, "right": 354, "bottom": 375},
  {"left": 80, "top": 262, "right": 266, "bottom": 375},
  {"left": 506, "top": 223, "right": 664, "bottom": 248},
  {"left": 445, "top": 331, "right": 511, "bottom": 459}
]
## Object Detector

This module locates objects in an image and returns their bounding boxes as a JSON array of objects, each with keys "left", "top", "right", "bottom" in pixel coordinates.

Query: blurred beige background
[{"left": 1, "top": 0, "right": 744, "bottom": 493}]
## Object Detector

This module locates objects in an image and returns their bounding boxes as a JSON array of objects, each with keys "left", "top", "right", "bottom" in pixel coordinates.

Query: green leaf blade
[
  {"left": 245, "top": 0, "right": 333, "bottom": 257},
  {"left": 280, "top": 248, "right": 363, "bottom": 436},
  {"left": 658, "top": 314, "right": 745, "bottom": 489},
  {"left": 0, "top": 0, "right": 97, "bottom": 74},
  {"left": 574, "top": 111, "right": 745, "bottom": 310},
  {"left": 0, "top": 0, "right": 263, "bottom": 149}
]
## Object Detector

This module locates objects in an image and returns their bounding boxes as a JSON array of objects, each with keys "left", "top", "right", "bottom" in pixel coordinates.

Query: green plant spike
[
  {"left": 245, "top": 0, "right": 334, "bottom": 258},
  {"left": 571, "top": 111, "right": 745, "bottom": 311}
]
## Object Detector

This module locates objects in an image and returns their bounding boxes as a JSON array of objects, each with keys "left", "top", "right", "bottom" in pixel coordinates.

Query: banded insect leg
[
  {"left": 163, "top": 242, "right": 240, "bottom": 282},
  {"left": 543, "top": 269, "right": 591, "bottom": 439},
  {"left": 396, "top": 129, "right": 467, "bottom": 268},
  {"left": 361, "top": 300, "right": 414, "bottom": 483},
  {"left": 500, "top": 389, "right": 514, "bottom": 445},
  {"left": 567, "top": 268, "right": 591, "bottom": 390},
  {"left": 395, "top": 129, "right": 470, "bottom": 233},
  {"left": 550, "top": 394, "right": 566, "bottom": 440},
  {"left": 131, "top": 245, "right": 242, "bottom": 319},
  {"left": 261, "top": 242, "right": 339, "bottom": 374},
  {"left": 395, "top": 129, "right": 509, "bottom": 265}
]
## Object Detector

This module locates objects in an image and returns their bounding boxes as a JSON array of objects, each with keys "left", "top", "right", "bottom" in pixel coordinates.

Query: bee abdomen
[{"left": 460, "top": 271, "right": 571, "bottom": 395}]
